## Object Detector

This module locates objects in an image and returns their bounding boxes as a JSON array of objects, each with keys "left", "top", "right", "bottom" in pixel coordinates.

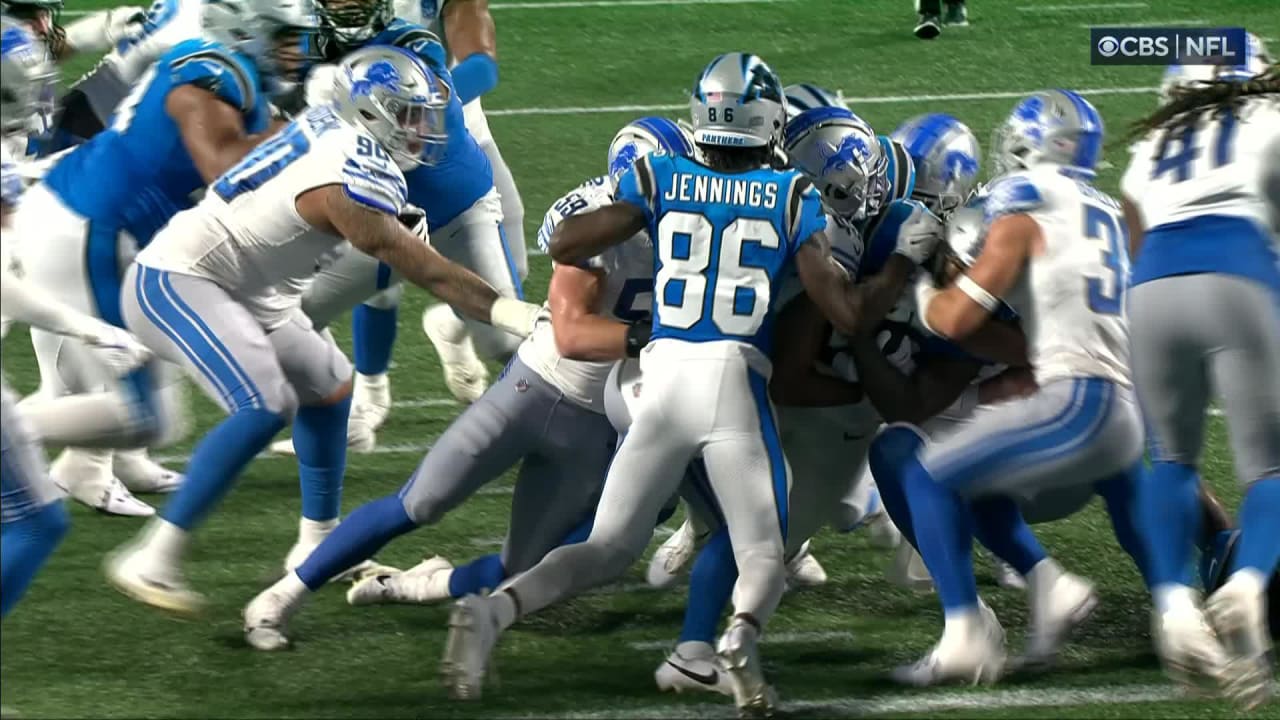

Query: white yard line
[
  {"left": 485, "top": 86, "right": 1159, "bottom": 117},
  {"left": 1019, "top": 2, "right": 1148, "bottom": 11},
  {"left": 628, "top": 629, "right": 853, "bottom": 651},
  {"left": 1082, "top": 18, "right": 1209, "bottom": 28},
  {"left": 491, "top": 0, "right": 791, "bottom": 8},
  {"left": 392, "top": 397, "right": 459, "bottom": 409},
  {"left": 509, "top": 683, "right": 1175, "bottom": 719}
]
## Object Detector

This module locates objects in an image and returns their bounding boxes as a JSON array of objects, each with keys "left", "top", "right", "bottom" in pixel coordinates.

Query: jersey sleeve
[
  {"left": 1118, "top": 140, "right": 1151, "bottom": 204},
  {"left": 340, "top": 134, "right": 409, "bottom": 215},
  {"left": 785, "top": 176, "right": 828, "bottom": 250},
  {"left": 614, "top": 153, "right": 661, "bottom": 221},
  {"left": 982, "top": 172, "right": 1045, "bottom": 224},
  {"left": 536, "top": 176, "right": 613, "bottom": 267},
  {"left": 167, "top": 43, "right": 257, "bottom": 113}
]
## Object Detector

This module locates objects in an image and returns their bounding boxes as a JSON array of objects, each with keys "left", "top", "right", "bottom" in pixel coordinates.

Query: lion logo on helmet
[
  {"left": 351, "top": 60, "right": 401, "bottom": 99},
  {"left": 819, "top": 134, "right": 871, "bottom": 178}
]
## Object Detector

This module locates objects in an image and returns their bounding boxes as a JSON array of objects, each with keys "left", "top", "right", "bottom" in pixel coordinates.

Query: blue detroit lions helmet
[
  {"left": 992, "top": 89, "right": 1103, "bottom": 177},
  {"left": 891, "top": 113, "right": 981, "bottom": 216},
  {"left": 690, "top": 53, "right": 786, "bottom": 149},
  {"left": 606, "top": 116, "right": 695, "bottom": 185},
  {"left": 0, "top": 15, "right": 56, "bottom": 135},
  {"left": 784, "top": 83, "right": 848, "bottom": 121},
  {"left": 1160, "top": 31, "right": 1271, "bottom": 102},
  {"left": 784, "top": 106, "right": 890, "bottom": 221}
]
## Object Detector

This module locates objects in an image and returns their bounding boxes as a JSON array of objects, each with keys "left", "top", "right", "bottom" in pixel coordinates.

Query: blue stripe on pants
[
  {"left": 747, "top": 370, "right": 788, "bottom": 540},
  {"left": 134, "top": 267, "right": 262, "bottom": 411},
  {"left": 497, "top": 223, "right": 525, "bottom": 300}
]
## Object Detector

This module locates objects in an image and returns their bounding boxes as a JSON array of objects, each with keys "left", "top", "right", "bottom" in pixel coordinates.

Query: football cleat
[
  {"left": 243, "top": 588, "right": 298, "bottom": 652},
  {"left": 1019, "top": 571, "right": 1098, "bottom": 670},
  {"left": 891, "top": 601, "right": 1006, "bottom": 686},
  {"left": 785, "top": 541, "right": 828, "bottom": 589},
  {"left": 52, "top": 452, "right": 155, "bottom": 517},
  {"left": 423, "top": 304, "right": 489, "bottom": 404},
  {"left": 348, "top": 556, "right": 455, "bottom": 606},
  {"left": 104, "top": 545, "right": 204, "bottom": 617},
  {"left": 994, "top": 558, "right": 1028, "bottom": 591},
  {"left": 1207, "top": 575, "right": 1275, "bottom": 710},
  {"left": 655, "top": 641, "right": 735, "bottom": 696},
  {"left": 887, "top": 542, "right": 935, "bottom": 593},
  {"left": 352, "top": 372, "right": 391, "bottom": 431},
  {"left": 1152, "top": 596, "right": 1231, "bottom": 695},
  {"left": 113, "top": 450, "right": 184, "bottom": 494},
  {"left": 442, "top": 594, "right": 501, "bottom": 700},
  {"left": 943, "top": 1, "right": 969, "bottom": 26},
  {"left": 717, "top": 617, "right": 777, "bottom": 718},
  {"left": 914, "top": 13, "right": 942, "bottom": 39}
]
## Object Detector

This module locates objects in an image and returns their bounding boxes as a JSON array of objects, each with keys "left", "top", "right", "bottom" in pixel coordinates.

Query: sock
[
  {"left": 678, "top": 527, "right": 737, "bottom": 644},
  {"left": 1026, "top": 557, "right": 1065, "bottom": 601},
  {"left": 970, "top": 496, "right": 1046, "bottom": 577},
  {"left": 1152, "top": 583, "right": 1199, "bottom": 615},
  {"left": 493, "top": 589, "right": 519, "bottom": 630},
  {"left": 1137, "top": 461, "right": 1201, "bottom": 588},
  {"left": 1231, "top": 476, "right": 1280, "bottom": 577},
  {"left": 448, "top": 554, "right": 506, "bottom": 598},
  {"left": 0, "top": 502, "right": 70, "bottom": 618},
  {"left": 139, "top": 518, "right": 190, "bottom": 566},
  {"left": 160, "top": 409, "right": 286, "bottom": 530},
  {"left": 901, "top": 455, "right": 978, "bottom": 611},
  {"left": 868, "top": 425, "right": 927, "bottom": 548},
  {"left": 353, "top": 304, "right": 398, "bottom": 376},
  {"left": 293, "top": 396, "right": 352, "bottom": 522},
  {"left": 294, "top": 494, "right": 416, "bottom": 590},
  {"left": 1095, "top": 465, "right": 1152, "bottom": 586},
  {"left": 272, "top": 570, "right": 311, "bottom": 605}
]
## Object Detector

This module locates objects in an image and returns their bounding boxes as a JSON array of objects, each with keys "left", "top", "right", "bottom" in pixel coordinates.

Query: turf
[{"left": 3, "top": 0, "right": 1277, "bottom": 717}]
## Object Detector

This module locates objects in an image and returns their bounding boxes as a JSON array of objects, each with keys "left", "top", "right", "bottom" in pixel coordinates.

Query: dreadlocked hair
[{"left": 1128, "top": 64, "right": 1280, "bottom": 159}]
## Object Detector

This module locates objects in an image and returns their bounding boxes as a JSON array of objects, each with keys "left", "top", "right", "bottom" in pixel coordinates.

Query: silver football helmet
[
  {"left": 1, "top": 15, "right": 56, "bottom": 135},
  {"left": 334, "top": 45, "right": 450, "bottom": 170},
  {"left": 204, "top": 0, "right": 324, "bottom": 97},
  {"left": 783, "top": 106, "right": 889, "bottom": 221},
  {"left": 891, "top": 113, "right": 981, "bottom": 217},
  {"left": 784, "top": 83, "right": 848, "bottom": 121},
  {"left": 606, "top": 116, "right": 695, "bottom": 184},
  {"left": 689, "top": 52, "right": 786, "bottom": 150},
  {"left": 1160, "top": 31, "right": 1271, "bottom": 102},
  {"left": 991, "top": 89, "right": 1104, "bottom": 177}
]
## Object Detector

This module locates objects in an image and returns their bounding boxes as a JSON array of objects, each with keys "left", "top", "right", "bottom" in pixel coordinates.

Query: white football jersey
[
  {"left": 1, "top": 143, "right": 23, "bottom": 338},
  {"left": 136, "top": 105, "right": 407, "bottom": 328},
  {"left": 1121, "top": 97, "right": 1280, "bottom": 233},
  {"left": 517, "top": 175, "right": 655, "bottom": 412},
  {"left": 984, "top": 165, "right": 1130, "bottom": 387}
]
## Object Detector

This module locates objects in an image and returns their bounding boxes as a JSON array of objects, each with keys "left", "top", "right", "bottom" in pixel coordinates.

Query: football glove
[
  {"left": 78, "top": 322, "right": 152, "bottom": 376},
  {"left": 893, "top": 203, "right": 945, "bottom": 265}
]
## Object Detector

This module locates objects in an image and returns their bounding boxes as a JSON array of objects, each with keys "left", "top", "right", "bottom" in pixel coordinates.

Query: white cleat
[
  {"left": 352, "top": 373, "right": 391, "bottom": 431},
  {"left": 243, "top": 588, "right": 298, "bottom": 652},
  {"left": 1206, "top": 576, "right": 1275, "bottom": 710},
  {"left": 717, "top": 617, "right": 777, "bottom": 718},
  {"left": 423, "top": 304, "right": 490, "bottom": 404},
  {"left": 53, "top": 453, "right": 155, "bottom": 517},
  {"left": 268, "top": 409, "right": 378, "bottom": 456},
  {"left": 785, "top": 541, "right": 828, "bottom": 589},
  {"left": 655, "top": 641, "right": 734, "bottom": 696},
  {"left": 1152, "top": 599, "right": 1231, "bottom": 695},
  {"left": 1019, "top": 572, "right": 1097, "bottom": 670},
  {"left": 442, "top": 594, "right": 501, "bottom": 700},
  {"left": 113, "top": 450, "right": 183, "bottom": 494},
  {"left": 891, "top": 601, "right": 1006, "bottom": 687},
  {"left": 347, "top": 556, "right": 454, "bottom": 606},
  {"left": 994, "top": 559, "right": 1028, "bottom": 591},
  {"left": 283, "top": 538, "right": 398, "bottom": 584},
  {"left": 646, "top": 519, "right": 704, "bottom": 589},
  {"left": 886, "top": 543, "right": 934, "bottom": 593},
  {"left": 864, "top": 509, "right": 903, "bottom": 550},
  {"left": 104, "top": 544, "right": 204, "bottom": 617}
]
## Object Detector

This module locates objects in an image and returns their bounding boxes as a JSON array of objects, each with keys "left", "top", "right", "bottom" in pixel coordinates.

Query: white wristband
[
  {"left": 489, "top": 297, "right": 542, "bottom": 339},
  {"left": 914, "top": 280, "right": 941, "bottom": 335},
  {"left": 956, "top": 274, "right": 1001, "bottom": 312}
]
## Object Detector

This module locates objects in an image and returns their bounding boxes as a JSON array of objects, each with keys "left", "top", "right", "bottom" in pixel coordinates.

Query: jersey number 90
[{"left": 655, "top": 210, "right": 778, "bottom": 336}]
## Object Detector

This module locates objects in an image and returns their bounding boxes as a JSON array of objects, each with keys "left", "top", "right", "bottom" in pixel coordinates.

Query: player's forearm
[
  {"left": 954, "top": 318, "right": 1029, "bottom": 367},
  {"left": 847, "top": 337, "right": 933, "bottom": 424},
  {"left": 921, "top": 288, "right": 990, "bottom": 340},
  {"left": 824, "top": 255, "right": 913, "bottom": 337},
  {"left": 770, "top": 371, "right": 862, "bottom": 408},
  {"left": 1, "top": 268, "right": 102, "bottom": 340},
  {"left": 548, "top": 207, "right": 639, "bottom": 266},
  {"left": 374, "top": 242, "right": 500, "bottom": 323},
  {"left": 553, "top": 314, "right": 629, "bottom": 361}
]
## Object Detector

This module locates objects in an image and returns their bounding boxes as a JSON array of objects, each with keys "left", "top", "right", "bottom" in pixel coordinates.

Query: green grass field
[{"left": 3, "top": 0, "right": 1278, "bottom": 717}]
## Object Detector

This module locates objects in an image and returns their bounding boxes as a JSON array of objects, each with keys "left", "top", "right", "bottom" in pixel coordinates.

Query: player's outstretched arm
[
  {"left": 167, "top": 86, "right": 284, "bottom": 183},
  {"left": 794, "top": 230, "right": 915, "bottom": 338},
  {"left": 918, "top": 213, "right": 1036, "bottom": 341},
  {"left": 769, "top": 293, "right": 863, "bottom": 407},
  {"left": 548, "top": 203, "right": 648, "bottom": 267},
  {"left": 549, "top": 264, "right": 638, "bottom": 361},
  {"left": 318, "top": 186, "right": 538, "bottom": 337}
]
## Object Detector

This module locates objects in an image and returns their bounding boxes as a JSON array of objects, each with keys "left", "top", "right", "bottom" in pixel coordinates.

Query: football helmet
[
  {"left": 0, "top": 15, "right": 56, "bottom": 135},
  {"left": 991, "top": 89, "right": 1103, "bottom": 177},
  {"left": 317, "top": 0, "right": 393, "bottom": 48},
  {"left": 204, "top": 0, "right": 324, "bottom": 98},
  {"left": 784, "top": 83, "right": 848, "bottom": 121},
  {"left": 606, "top": 116, "right": 695, "bottom": 184},
  {"left": 1, "top": 0, "right": 62, "bottom": 50},
  {"left": 689, "top": 52, "right": 786, "bottom": 150},
  {"left": 1160, "top": 31, "right": 1271, "bottom": 102},
  {"left": 891, "top": 113, "right": 981, "bottom": 216},
  {"left": 784, "top": 106, "right": 890, "bottom": 221},
  {"left": 334, "top": 45, "right": 450, "bottom": 170}
]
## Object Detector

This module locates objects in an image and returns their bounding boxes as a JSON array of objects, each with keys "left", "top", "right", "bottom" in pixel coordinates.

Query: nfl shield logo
[
  {"left": 632, "top": 382, "right": 643, "bottom": 398},
  {"left": 516, "top": 378, "right": 529, "bottom": 393}
]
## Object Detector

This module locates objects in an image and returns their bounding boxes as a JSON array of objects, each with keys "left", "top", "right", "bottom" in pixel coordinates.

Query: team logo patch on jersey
[
  {"left": 516, "top": 378, "right": 529, "bottom": 393},
  {"left": 632, "top": 382, "right": 643, "bottom": 398},
  {"left": 820, "top": 135, "right": 871, "bottom": 177},
  {"left": 352, "top": 61, "right": 402, "bottom": 98}
]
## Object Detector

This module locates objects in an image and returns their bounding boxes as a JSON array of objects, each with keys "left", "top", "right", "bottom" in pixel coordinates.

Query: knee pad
[{"left": 363, "top": 284, "right": 403, "bottom": 311}]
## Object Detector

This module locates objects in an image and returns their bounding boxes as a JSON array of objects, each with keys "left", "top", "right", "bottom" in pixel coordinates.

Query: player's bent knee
[
  {"left": 363, "top": 284, "right": 403, "bottom": 311},
  {"left": 869, "top": 424, "right": 927, "bottom": 486},
  {"left": 260, "top": 382, "right": 300, "bottom": 425}
]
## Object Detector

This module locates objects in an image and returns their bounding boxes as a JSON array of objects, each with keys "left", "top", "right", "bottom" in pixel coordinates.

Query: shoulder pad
[
  {"left": 166, "top": 40, "right": 258, "bottom": 112},
  {"left": 983, "top": 172, "right": 1045, "bottom": 224},
  {"left": 340, "top": 130, "right": 408, "bottom": 214}
]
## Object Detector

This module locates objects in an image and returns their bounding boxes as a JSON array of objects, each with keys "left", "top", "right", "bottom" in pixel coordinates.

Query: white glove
[
  {"left": 78, "top": 322, "right": 153, "bottom": 377},
  {"left": 64, "top": 7, "right": 146, "bottom": 53},
  {"left": 489, "top": 297, "right": 545, "bottom": 339},
  {"left": 893, "top": 204, "right": 945, "bottom": 266}
]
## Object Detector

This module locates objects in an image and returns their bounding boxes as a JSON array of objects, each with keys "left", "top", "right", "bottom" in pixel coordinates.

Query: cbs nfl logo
[{"left": 1091, "top": 27, "right": 1247, "bottom": 66}]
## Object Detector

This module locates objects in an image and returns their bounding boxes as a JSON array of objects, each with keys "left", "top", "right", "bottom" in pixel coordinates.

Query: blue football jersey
[
  {"left": 366, "top": 19, "right": 492, "bottom": 229},
  {"left": 615, "top": 153, "right": 827, "bottom": 354},
  {"left": 44, "top": 38, "right": 270, "bottom": 246}
]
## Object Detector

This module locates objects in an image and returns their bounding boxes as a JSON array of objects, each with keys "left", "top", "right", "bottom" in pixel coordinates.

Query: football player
[
  {"left": 438, "top": 53, "right": 940, "bottom": 715},
  {"left": 1121, "top": 38, "right": 1277, "bottom": 707},
  {"left": 104, "top": 45, "right": 544, "bottom": 616},
  {"left": 240, "top": 117, "right": 690, "bottom": 641}
]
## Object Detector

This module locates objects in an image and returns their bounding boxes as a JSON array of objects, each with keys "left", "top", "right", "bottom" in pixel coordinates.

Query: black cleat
[
  {"left": 944, "top": 2, "right": 969, "bottom": 27},
  {"left": 915, "top": 13, "right": 942, "bottom": 39}
]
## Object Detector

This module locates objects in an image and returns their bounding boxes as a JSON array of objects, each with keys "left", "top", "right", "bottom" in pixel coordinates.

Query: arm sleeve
[
  {"left": 789, "top": 181, "right": 828, "bottom": 250},
  {"left": 451, "top": 52, "right": 499, "bottom": 105}
]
